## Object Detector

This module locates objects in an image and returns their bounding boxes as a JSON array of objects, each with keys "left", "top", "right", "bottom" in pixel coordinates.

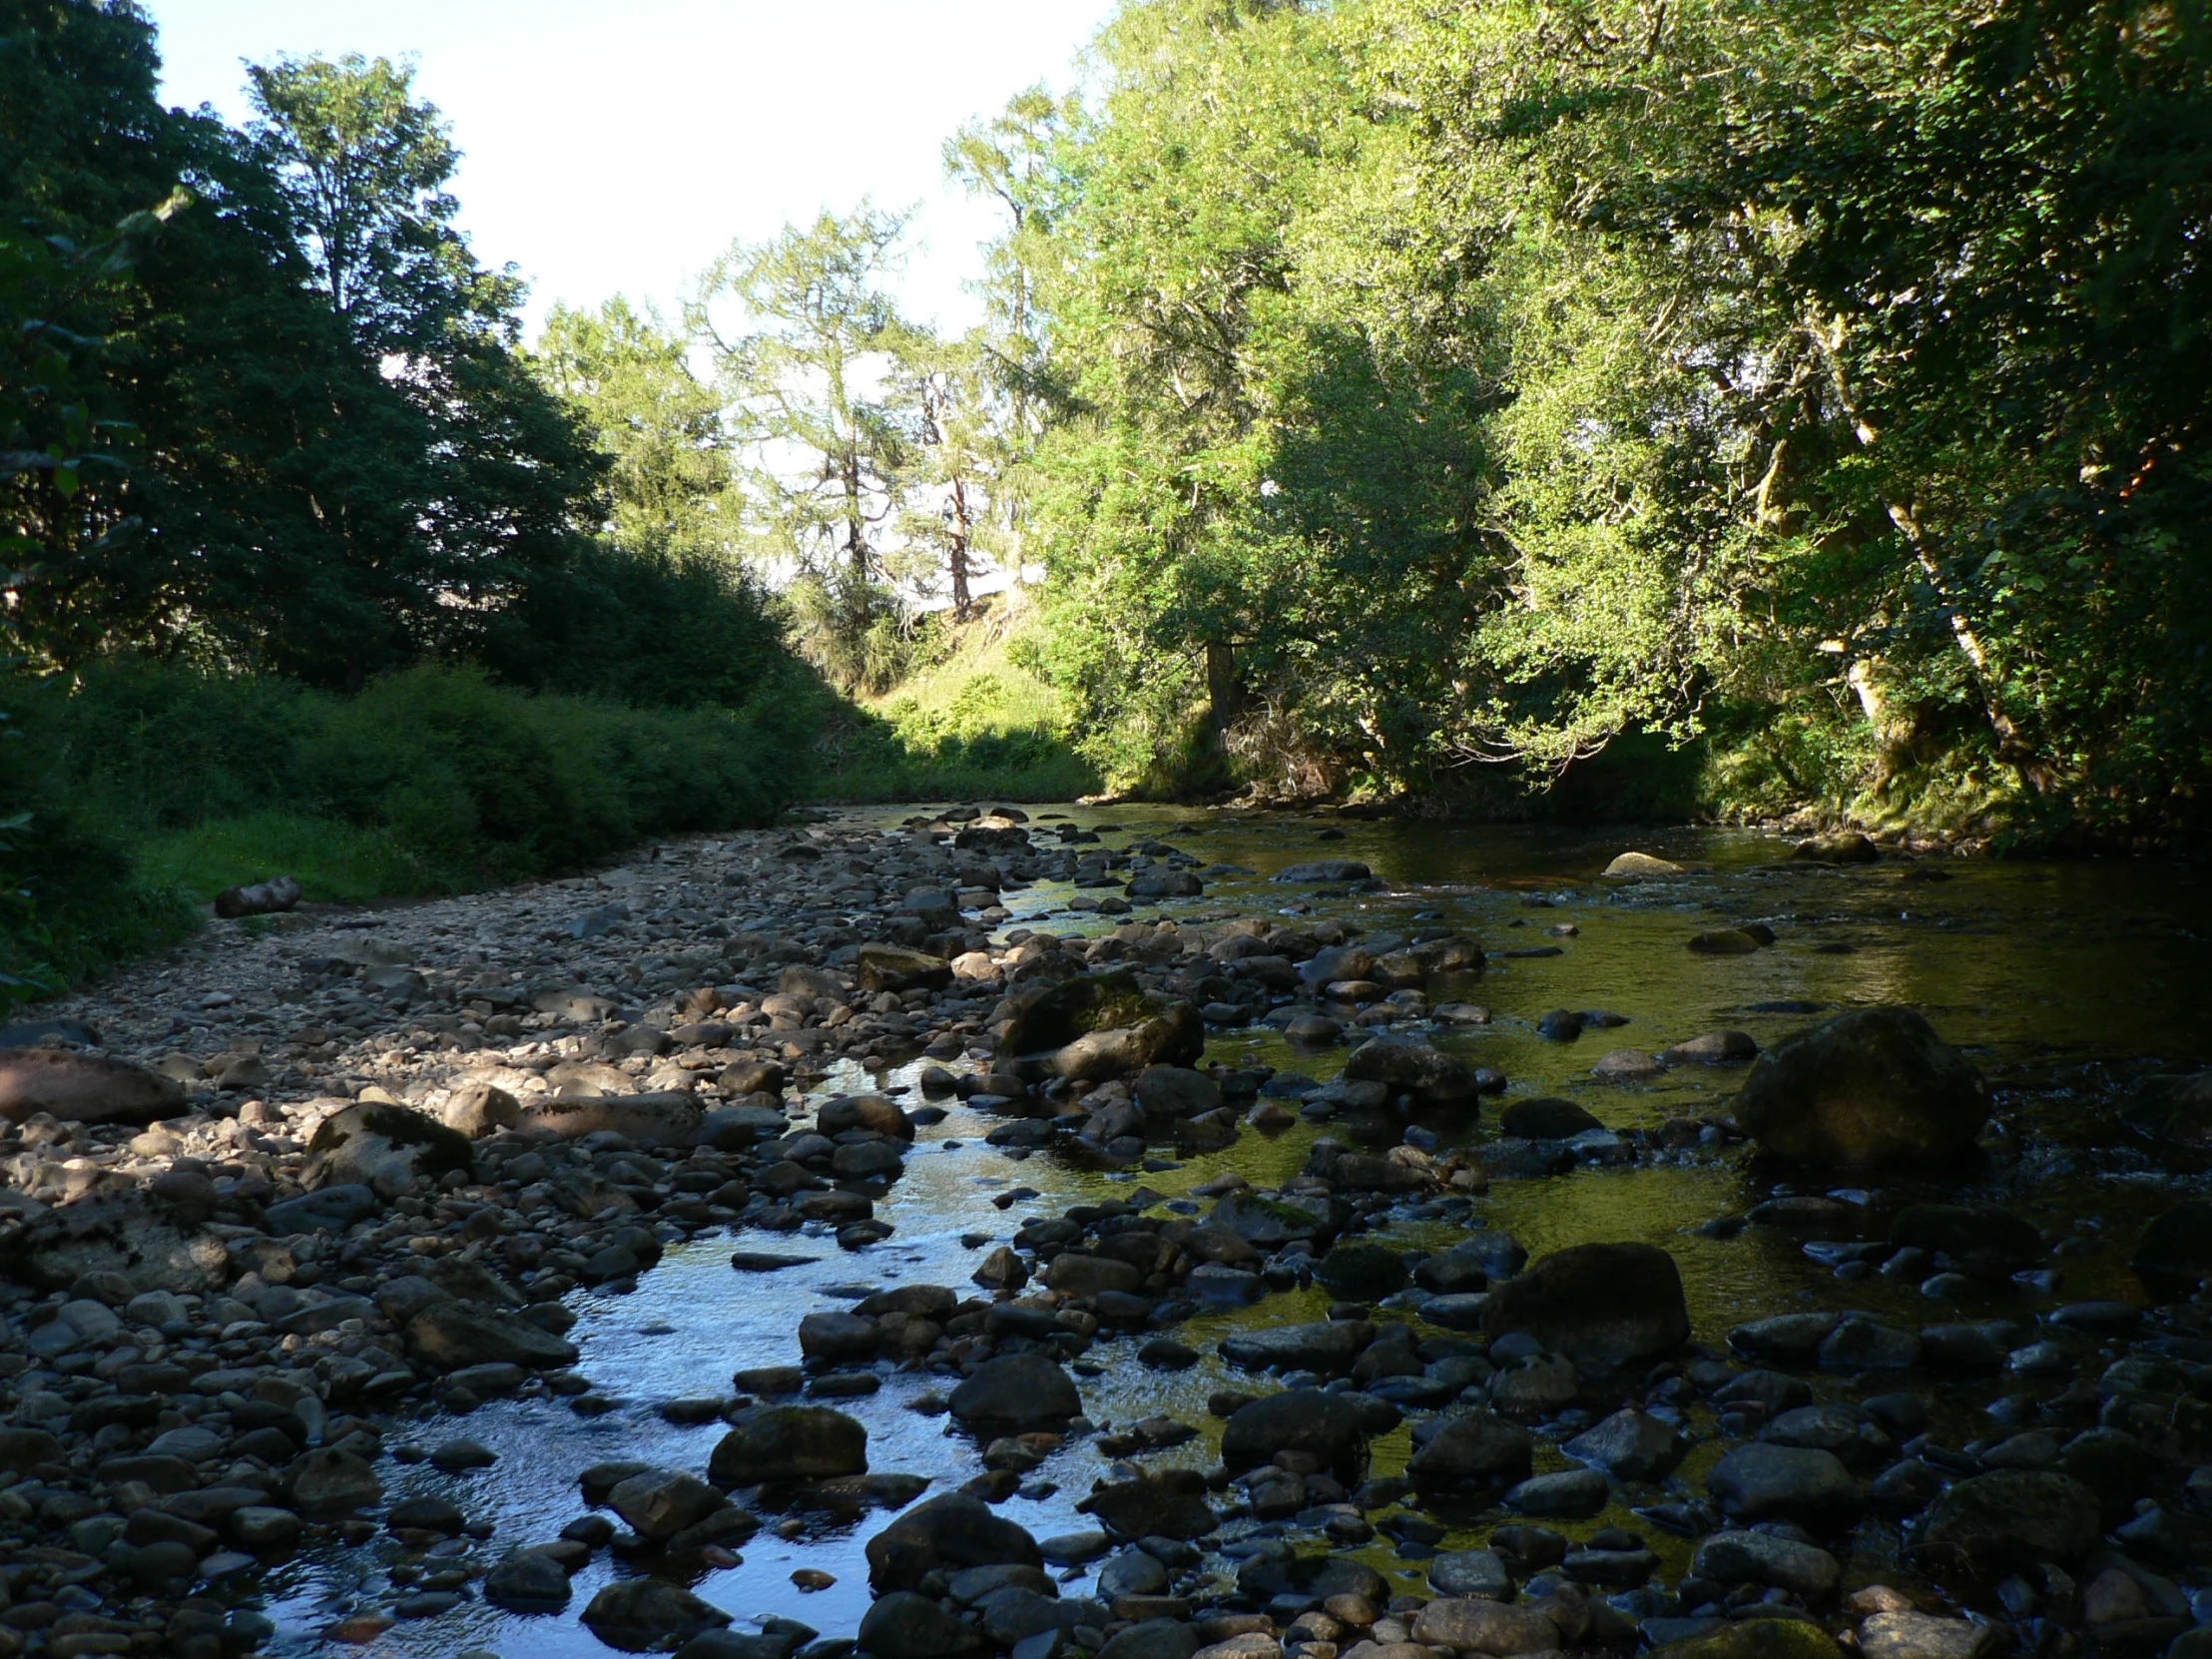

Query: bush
[
  {"left": 1, "top": 657, "right": 811, "bottom": 1005},
  {"left": 807, "top": 610, "right": 1103, "bottom": 804},
  {"left": 477, "top": 542, "right": 797, "bottom": 713},
  {"left": 0, "top": 689, "right": 195, "bottom": 1015}
]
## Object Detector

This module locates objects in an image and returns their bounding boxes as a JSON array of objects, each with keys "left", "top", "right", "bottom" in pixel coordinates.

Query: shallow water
[{"left": 261, "top": 812, "right": 2212, "bottom": 1656}]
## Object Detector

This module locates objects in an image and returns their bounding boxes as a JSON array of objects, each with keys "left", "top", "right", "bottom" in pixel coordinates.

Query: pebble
[{"left": 3, "top": 815, "right": 2202, "bottom": 1659}]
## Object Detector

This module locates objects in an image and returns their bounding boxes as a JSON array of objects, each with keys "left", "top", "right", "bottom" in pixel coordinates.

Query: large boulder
[
  {"left": 1407, "top": 1412, "right": 1533, "bottom": 1492},
  {"left": 0, "top": 1049, "right": 186, "bottom": 1125},
  {"left": 1481, "top": 1242, "right": 1689, "bottom": 1367},
  {"left": 1917, "top": 1471, "right": 2102, "bottom": 1580},
  {"left": 1731, "top": 1007, "right": 1988, "bottom": 1167},
  {"left": 1792, "top": 831, "right": 1881, "bottom": 864},
  {"left": 1313, "top": 1241, "right": 1409, "bottom": 1301},
  {"left": 1206, "top": 1190, "right": 1340, "bottom": 1250},
  {"left": 1035, "top": 1007, "right": 1205, "bottom": 1082},
  {"left": 303, "top": 1102, "right": 473, "bottom": 1197},
  {"left": 1343, "top": 1034, "right": 1477, "bottom": 1104},
  {"left": 483, "top": 1547, "right": 573, "bottom": 1612},
  {"left": 1706, "top": 1443, "right": 1860, "bottom": 1530},
  {"left": 949, "top": 1354, "right": 1081, "bottom": 1429},
  {"left": 264, "top": 1183, "right": 381, "bottom": 1235},
  {"left": 1274, "top": 859, "right": 1373, "bottom": 884},
  {"left": 1220, "top": 1390, "right": 1373, "bottom": 1481},
  {"left": 1692, "top": 1531, "right": 1842, "bottom": 1598},
  {"left": 1134, "top": 1066, "right": 1222, "bottom": 1119},
  {"left": 818, "top": 1094, "right": 915, "bottom": 1140},
  {"left": 709, "top": 1406, "right": 867, "bottom": 1485},
  {"left": 1219, "top": 1320, "right": 1373, "bottom": 1376},
  {"left": 1097, "top": 1623, "right": 1201, "bottom": 1659},
  {"left": 0, "top": 1190, "right": 229, "bottom": 1293},
  {"left": 857, "top": 942, "right": 954, "bottom": 994},
  {"left": 441, "top": 1082, "right": 520, "bottom": 1138},
  {"left": 1002, "top": 971, "right": 1155, "bottom": 1055},
  {"left": 1649, "top": 1622, "right": 1843, "bottom": 1659},
  {"left": 866, "top": 1493, "right": 1041, "bottom": 1591},
  {"left": 1127, "top": 868, "right": 1203, "bottom": 899},
  {"left": 856, "top": 1592, "right": 983, "bottom": 1659},
  {"left": 582, "top": 1579, "right": 732, "bottom": 1651},
  {"left": 1042, "top": 1254, "right": 1141, "bottom": 1299},
  {"left": 1079, "top": 1472, "right": 1219, "bottom": 1540},
  {"left": 2119, "top": 1071, "right": 2212, "bottom": 1148},
  {"left": 405, "top": 1302, "right": 579, "bottom": 1371},
  {"left": 1564, "top": 1407, "right": 1686, "bottom": 1480},
  {"left": 288, "top": 1446, "right": 382, "bottom": 1513},
  {"left": 1497, "top": 1097, "right": 1602, "bottom": 1140},
  {"left": 2131, "top": 1201, "right": 2212, "bottom": 1288},
  {"left": 1410, "top": 1597, "right": 1561, "bottom": 1655},
  {"left": 1415, "top": 1232, "right": 1527, "bottom": 1294},
  {"left": 607, "top": 1469, "right": 731, "bottom": 1540},
  {"left": 513, "top": 1091, "right": 702, "bottom": 1146},
  {"left": 1603, "top": 851, "right": 1685, "bottom": 879}
]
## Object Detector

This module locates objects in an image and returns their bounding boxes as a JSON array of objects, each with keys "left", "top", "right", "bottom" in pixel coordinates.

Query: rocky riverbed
[{"left": 0, "top": 808, "right": 2208, "bottom": 1659}]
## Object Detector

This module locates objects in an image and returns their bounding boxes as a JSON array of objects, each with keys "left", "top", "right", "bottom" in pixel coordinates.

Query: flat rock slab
[{"left": 0, "top": 1049, "right": 185, "bottom": 1124}]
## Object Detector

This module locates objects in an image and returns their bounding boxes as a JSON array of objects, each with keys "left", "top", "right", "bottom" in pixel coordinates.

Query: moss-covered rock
[
  {"left": 1649, "top": 1618, "right": 1844, "bottom": 1659},
  {"left": 1001, "top": 969, "right": 1154, "bottom": 1054},
  {"left": 1732, "top": 1006, "right": 1987, "bottom": 1167},
  {"left": 1481, "top": 1241, "right": 1689, "bottom": 1366}
]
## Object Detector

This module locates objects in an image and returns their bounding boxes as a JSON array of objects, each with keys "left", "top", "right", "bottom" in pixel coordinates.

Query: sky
[{"left": 145, "top": 0, "right": 1117, "bottom": 339}]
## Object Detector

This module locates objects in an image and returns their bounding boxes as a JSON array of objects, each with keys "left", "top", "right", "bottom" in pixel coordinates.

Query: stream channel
[{"left": 259, "top": 810, "right": 2212, "bottom": 1658}]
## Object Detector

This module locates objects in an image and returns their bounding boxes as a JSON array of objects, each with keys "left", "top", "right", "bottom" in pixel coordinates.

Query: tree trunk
[
  {"left": 1848, "top": 656, "right": 1912, "bottom": 787},
  {"left": 1205, "top": 640, "right": 1238, "bottom": 745},
  {"left": 840, "top": 444, "right": 868, "bottom": 632},
  {"left": 947, "top": 475, "right": 972, "bottom": 621},
  {"left": 1810, "top": 311, "right": 2042, "bottom": 787}
]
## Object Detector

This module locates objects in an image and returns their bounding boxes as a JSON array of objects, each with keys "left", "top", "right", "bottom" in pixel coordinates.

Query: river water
[{"left": 260, "top": 812, "right": 2212, "bottom": 1657}]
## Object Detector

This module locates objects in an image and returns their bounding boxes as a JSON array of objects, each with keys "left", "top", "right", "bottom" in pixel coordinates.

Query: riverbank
[{"left": 2, "top": 807, "right": 2208, "bottom": 1659}]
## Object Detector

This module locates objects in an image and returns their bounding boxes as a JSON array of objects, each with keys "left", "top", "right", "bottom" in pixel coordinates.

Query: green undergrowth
[
  {"left": 2, "top": 657, "right": 813, "bottom": 1011},
  {"left": 135, "top": 812, "right": 433, "bottom": 907},
  {"left": 810, "top": 604, "right": 1102, "bottom": 803}
]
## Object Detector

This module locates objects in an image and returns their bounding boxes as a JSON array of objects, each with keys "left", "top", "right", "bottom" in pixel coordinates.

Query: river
[{"left": 259, "top": 810, "right": 2212, "bottom": 1657}]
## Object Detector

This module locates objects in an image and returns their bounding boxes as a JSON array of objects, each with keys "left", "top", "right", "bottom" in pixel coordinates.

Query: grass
[
  {"left": 136, "top": 811, "right": 435, "bottom": 905},
  {"left": 2, "top": 658, "right": 814, "bottom": 1011},
  {"left": 811, "top": 600, "right": 1103, "bottom": 803}
]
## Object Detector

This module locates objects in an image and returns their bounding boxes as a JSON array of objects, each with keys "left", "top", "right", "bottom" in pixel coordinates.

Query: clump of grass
[
  {"left": 812, "top": 603, "right": 1102, "bottom": 803},
  {"left": 3, "top": 657, "right": 815, "bottom": 1007},
  {"left": 136, "top": 811, "right": 433, "bottom": 905}
]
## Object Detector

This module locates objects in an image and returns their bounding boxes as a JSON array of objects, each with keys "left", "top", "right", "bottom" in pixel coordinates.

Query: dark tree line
[{"left": 0, "top": 0, "right": 786, "bottom": 704}]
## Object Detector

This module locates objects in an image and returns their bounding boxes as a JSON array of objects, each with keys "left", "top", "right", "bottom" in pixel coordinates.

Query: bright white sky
[{"left": 145, "top": 0, "right": 1117, "bottom": 340}]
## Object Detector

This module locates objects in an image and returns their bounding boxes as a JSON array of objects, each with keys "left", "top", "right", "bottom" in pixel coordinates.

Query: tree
[
  {"left": 240, "top": 51, "right": 602, "bottom": 683},
  {"left": 2, "top": 12, "right": 607, "bottom": 687},
  {"left": 245, "top": 53, "right": 509, "bottom": 355},
  {"left": 532, "top": 294, "right": 733, "bottom": 562},
  {"left": 895, "top": 328, "right": 1003, "bottom": 619},
  {"left": 691, "top": 204, "right": 921, "bottom": 672}
]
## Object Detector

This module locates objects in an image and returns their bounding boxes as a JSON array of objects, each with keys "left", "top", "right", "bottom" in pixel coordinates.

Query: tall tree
[
  {"left": 245, "top": 53, "right": 509, "bottom": 355},
  {"left": 532, "top": 294, "right": 732, "bottom": 562},
  {"left": 895, "top": 329, "right": 1004, "bottom": 619},
  {"left": 692, "top": 204, "right": 919, "bottom": 668}
]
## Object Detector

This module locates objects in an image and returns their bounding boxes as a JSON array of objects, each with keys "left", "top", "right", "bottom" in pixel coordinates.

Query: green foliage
[
  {"left": 532, "top": 295, "right": 735, "bottom": 563},
  {"left": 245, "top": 52, "right": 501, "bottom": 354},
  {"left": 0, "top": 674, "right": 194, "bottom": 1014},
  {"left": 136, "top": 811, "right": 427, "bottom": 907},
  {"left": 811, "top": 607, "right": 1101, "bottom": 802},
  {"left": 694, "top": 204, "right": 921, "bottom": 657},
  {"left": 1, "top": 11, "right": 622, "bottom": 687},
  {"left": 27, "top": 659, "right": 801, "bottom": 885},
  {"left": 992, "top": 0, "right": 2212, "bottom": 838}
]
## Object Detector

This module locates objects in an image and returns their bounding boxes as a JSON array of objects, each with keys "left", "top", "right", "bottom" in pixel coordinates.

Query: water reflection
[{"left": 264, "top": 810, "right": 2211, "bottom": 1655}]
